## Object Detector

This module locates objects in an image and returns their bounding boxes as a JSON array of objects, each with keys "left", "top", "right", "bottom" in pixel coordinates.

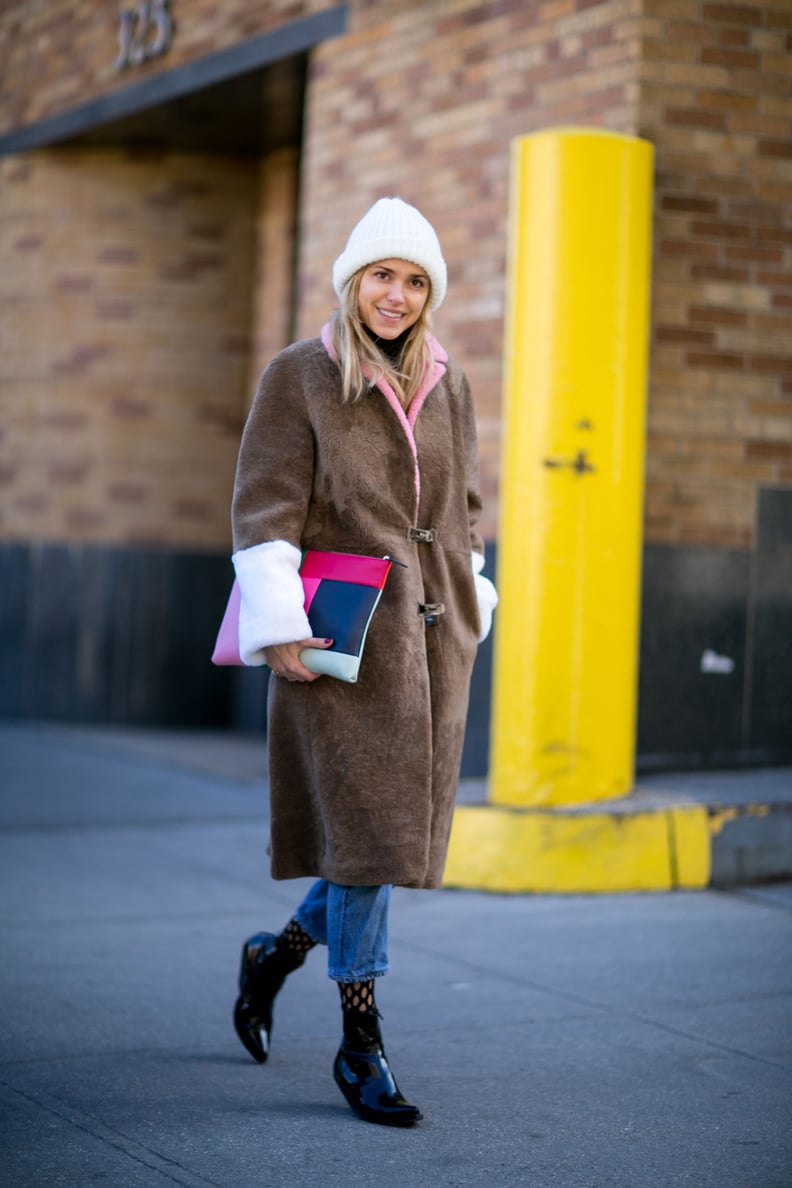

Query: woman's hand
[{"left": 264, "top": 638, "right": 333, "bottom": 683}]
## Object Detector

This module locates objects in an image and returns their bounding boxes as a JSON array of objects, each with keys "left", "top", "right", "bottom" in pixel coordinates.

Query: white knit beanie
[{"left": 332, "top": 197, "right": 447, "bottom": 311}]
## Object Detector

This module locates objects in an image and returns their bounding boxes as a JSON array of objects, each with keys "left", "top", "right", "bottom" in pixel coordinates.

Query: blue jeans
[{"left": 293, "top": 880, "right": 391, "bottom": 982}]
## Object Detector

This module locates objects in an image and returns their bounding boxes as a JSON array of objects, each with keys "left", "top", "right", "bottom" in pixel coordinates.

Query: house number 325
[{"left": 113, "top": 0, "right": 173, "bottom": 70}]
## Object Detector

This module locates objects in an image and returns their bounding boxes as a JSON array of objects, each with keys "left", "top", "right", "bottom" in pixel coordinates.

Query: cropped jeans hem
[
  {"left": 293, "top": 879, "right": 391, "bottom": 983},
  {"left": 331, "top": 967, "right": 389, "bottom": 984}
]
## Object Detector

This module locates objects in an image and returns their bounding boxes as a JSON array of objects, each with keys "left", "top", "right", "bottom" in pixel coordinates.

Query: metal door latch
[{"left": 542, "top": 450, "right": 595, "bottom": 475}]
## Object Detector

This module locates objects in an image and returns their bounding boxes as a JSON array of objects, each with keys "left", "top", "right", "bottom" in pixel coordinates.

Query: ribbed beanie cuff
[{"left": 332, "top": 197, "right": 447, "bottom": 310}]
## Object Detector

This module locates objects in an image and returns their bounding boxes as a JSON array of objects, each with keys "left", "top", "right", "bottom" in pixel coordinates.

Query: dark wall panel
[
  {"left": 749, "top": 487, "right": 792, "bottom": 758},
  {"left": 2, "top": 534, "right": 789, "bottom": 773},
  {"left": 460, "top": 541, "right": 497, "bottom": 779},
  {"left": 0, "top": 542, "right": 234, "bottom": 727},
  {"left": 637, "top": 543, "right": 749, "bottom": 767},
  {"left": 0, "top": 543, "right": 30, "bottom": 718},
  {"left": 27, "top": 545, "right": 84, "bottom": 719}
]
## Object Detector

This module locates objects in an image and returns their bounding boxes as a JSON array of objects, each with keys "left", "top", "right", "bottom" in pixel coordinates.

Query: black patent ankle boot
[
  {"left": 233, "top": 932, "right": 305, "bottom": 1064},
  {"left": 333, "top": 1010, "right": 422, "bottom": 1127}
]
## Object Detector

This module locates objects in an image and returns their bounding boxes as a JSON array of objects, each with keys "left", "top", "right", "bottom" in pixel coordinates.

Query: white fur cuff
[
  {"left": 232, "top": 540, "right": 312, "bottom": 666},
  {"left": 472, "top": 551, "right": 498, "bottom": 644}
]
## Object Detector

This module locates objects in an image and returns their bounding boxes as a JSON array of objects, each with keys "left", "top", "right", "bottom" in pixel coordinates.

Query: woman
[{"left": 230, "top": 197, "right": 497, "bottom": 1127}]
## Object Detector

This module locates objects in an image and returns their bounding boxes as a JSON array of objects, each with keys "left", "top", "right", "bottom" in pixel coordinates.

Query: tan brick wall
[
  {"left": 639, "top": 0, "right": 792, "bottom": 549},
  {"left": 298, "top": 0, "right": 646, "bottom": 539},
  {"left": 0, "top": 148, "right": 258, "bottom": 548},
  {"left": 0, "top": 0, "right": 337, "bottom": 135},
  {"left": 246, "top": 147, "right": 300, "bottom": 402},
  {"left": 1, "top": 0, "right": 788, "bottom": 554}
]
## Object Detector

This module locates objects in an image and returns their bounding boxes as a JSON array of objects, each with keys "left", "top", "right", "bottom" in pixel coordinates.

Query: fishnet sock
[
  {"left": 276, "top": 918, "right": 317, "bottom": 960},
  {"left": 339, "top": 979, "right": 376, "bottom": 1014}
]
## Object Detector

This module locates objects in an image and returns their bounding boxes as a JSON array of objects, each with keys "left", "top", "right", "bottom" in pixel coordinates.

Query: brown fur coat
[{"left": 231, "top": 328, "right": 495, "bottom": 888}]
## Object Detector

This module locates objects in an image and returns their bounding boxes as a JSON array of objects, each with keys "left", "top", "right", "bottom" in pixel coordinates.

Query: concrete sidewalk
[
  {"left": 15, "top": 719, "right": 792, "bottom": 891},
  {"left": 1, "top": 721, "right": 791, "bottom": 1187}
]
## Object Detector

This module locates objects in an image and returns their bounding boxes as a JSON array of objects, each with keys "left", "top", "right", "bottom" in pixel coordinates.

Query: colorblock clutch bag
[{"left": 211, "top": 550, "right": 399, "bottom": 683}]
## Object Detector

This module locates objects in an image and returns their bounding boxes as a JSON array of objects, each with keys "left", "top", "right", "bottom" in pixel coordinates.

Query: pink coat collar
[{"left": 320, "top": 323, "right": 448, "bottom": 507}]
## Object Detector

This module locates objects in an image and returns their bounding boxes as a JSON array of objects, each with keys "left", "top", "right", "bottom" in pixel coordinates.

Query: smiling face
[{"left": 356, "top": 258, "right": 431, "bottom": 339}]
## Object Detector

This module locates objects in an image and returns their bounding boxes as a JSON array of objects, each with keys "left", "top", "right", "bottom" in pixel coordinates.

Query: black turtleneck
[{"left": 363, "top": 324, "right": 410, "bottom": 366}]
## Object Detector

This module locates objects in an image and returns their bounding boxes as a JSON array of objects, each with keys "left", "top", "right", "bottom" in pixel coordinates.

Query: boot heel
[{"left": 332, "top": 1013, "right": 422, "bottom": 1127}]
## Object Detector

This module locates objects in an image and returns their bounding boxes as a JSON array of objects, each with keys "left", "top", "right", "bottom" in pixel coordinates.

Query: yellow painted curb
[{"left": 443, "top": 803, "right": 711, "bottom": 893}]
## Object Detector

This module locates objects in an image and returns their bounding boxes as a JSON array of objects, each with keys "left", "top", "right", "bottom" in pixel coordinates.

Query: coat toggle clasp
[{"left": 418, "top": 602, "right": 445, "bottom": 626}]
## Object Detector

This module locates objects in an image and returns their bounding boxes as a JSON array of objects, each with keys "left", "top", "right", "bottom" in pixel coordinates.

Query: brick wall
[
  {"left": 247, "top": 147, "right": 300, "bottom": 402},
  {"left": 1, "top": 0, "right": 789, "bottom": 554},
  {"left": 0, "top": 0, "right": 337, "bottom": 135},
  {"left": 0, "top": 0, "right": 789, "bottom": 752},
  {"left": 639, "top": 0, "right": 792, "bottom": 549},
  {"left": 0, "top": 148, "right": 258, "bottom": 548},
  {"left": 298, "top": 0, "right": 646, "bottom": 539}
]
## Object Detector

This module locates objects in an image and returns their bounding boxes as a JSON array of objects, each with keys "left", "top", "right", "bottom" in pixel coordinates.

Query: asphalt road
[{"left": 1, "top": 722, "right": 791, "bottom": 1188}]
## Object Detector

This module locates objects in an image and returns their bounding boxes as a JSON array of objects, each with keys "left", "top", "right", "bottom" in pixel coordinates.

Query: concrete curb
[{"left": 444, "top": 773, "right": 792, "bottom": 893}]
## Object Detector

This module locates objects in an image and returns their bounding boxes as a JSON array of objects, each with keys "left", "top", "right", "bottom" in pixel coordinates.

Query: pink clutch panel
[
  {"left": 299, "top": 550, "right": 392, "bottom": 588},
  {"left": 211, "top": 550, "right": 397, "bottom": 682}
]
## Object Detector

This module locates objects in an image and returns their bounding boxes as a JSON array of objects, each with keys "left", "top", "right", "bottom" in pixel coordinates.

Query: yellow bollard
[{"left": 490, "top": 127, "right": 654, "bottom": 807}]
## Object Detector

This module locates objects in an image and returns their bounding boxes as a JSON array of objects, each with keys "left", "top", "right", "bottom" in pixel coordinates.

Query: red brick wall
[{"left": 640, "top": 0, "right": 792, "bottom": 548}]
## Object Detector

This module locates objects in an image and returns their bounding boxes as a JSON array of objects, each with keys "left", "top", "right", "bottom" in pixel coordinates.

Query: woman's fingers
[{"left": 264, "top": 638, "right": 334, "bottom": 682}]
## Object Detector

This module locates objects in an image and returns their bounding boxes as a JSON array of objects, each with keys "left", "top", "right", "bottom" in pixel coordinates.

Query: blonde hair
[{"left": 329, "top": 267, "right": 434, "bottom": 407}]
